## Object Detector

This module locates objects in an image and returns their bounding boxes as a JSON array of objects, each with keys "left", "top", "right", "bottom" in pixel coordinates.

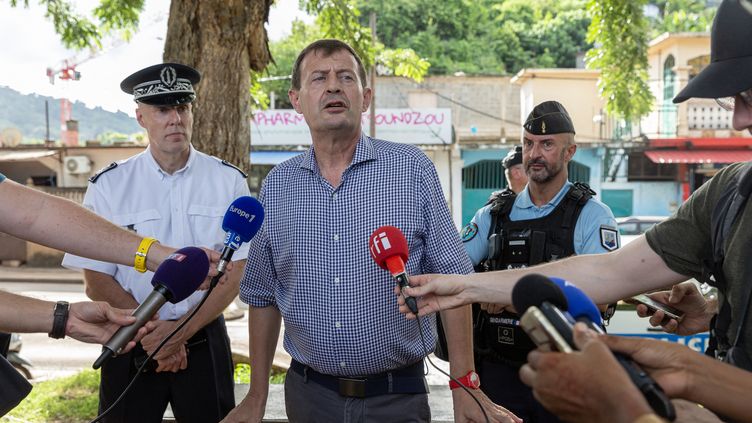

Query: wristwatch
[{"left": 449, "top": 370, "right": 481, "bottom": 390}]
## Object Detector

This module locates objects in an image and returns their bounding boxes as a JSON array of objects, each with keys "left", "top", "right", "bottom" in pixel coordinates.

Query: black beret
[
  {"left": 120, "top": 63, "right": 201, "bottom": 106},
  {"left": 502, "top": 146, "right": 523, "bottom": 169},
  {"left": 523, "top": 101, "right": 575, "bottom": 135}
]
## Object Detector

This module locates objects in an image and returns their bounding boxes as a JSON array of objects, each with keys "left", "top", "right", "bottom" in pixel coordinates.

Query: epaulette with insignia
[
  {"left": 221, "top": 160, "right": 248, "bottom": 178},
  {"left": 88, "top": 162, "right": 118, "bottom": 183}
]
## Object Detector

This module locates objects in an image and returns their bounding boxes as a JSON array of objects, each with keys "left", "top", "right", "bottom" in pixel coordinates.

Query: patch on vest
[
  {"left": 461, "top": 222, "right": 478, "bottom": 242},
  {"left": 600, "top": 226, "right": 619, "bottom": 251}
]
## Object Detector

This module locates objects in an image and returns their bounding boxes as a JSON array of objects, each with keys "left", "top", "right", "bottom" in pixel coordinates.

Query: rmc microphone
[
  {"left": 213, "top": 196, "right": 264, "bottom": 286},
  {"left": 92, "top": 246, "right": 209, "bottom": 369},
  {"left": 368, "top": 225, "right": 418, "bottom": 314},
  {"left": 548, "top": 277, "right": 676, "bottom": 421}
]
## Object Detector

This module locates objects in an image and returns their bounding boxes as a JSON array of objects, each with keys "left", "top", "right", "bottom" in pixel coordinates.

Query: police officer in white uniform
[
  {"left": 63, "top": 63, "right": 250, "bottom": 422},
  {"left": 460, "top": 101, "right": 620, "bottom": 423}
]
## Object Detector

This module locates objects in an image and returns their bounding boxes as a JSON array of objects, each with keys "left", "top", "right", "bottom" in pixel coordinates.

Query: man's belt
[{"left": 290, "top": 359, "right": 428, "bottom": 398}]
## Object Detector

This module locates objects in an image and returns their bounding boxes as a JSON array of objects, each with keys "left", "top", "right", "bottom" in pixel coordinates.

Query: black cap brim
[{"left": 674, "top": 55, "right": 752, "bottom": 103}]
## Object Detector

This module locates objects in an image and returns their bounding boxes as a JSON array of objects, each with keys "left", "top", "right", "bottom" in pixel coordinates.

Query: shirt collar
[
  {"left": 299, "top": 133, "right": 377, "bottom": 173},
  {"left": 516, "top": 180, "right": 573, "bottom": 209},
  {"left": 145, "top": 144, "right": 196, "bottom": 177}
]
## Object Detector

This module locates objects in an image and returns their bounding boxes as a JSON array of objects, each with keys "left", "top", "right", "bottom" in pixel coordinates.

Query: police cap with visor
[
  {"left": 673, "top": 0, "right": 752, "bottom": 109},
  {"left": 523, "top": 100, "right": 575, "bottom": 136},
  {"left": 502, "top": 146, "right": 523, "bottom": 169},
  {"left": 120, "top": 63, "right": 200, "bottom": 106}
]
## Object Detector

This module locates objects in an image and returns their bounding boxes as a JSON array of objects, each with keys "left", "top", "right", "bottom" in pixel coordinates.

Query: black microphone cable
[
  {"left": 89, "top": 272, "right": 223, "bottom": 423},
  {"left": 413, "top": 312, "right": 491, "bottom": 423}
]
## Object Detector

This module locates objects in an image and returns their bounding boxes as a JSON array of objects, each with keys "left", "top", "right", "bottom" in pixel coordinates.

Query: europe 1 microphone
[
  {"left": 368, "top": 225, "right": 418, "bottom": 314},
  {"left": 214, "top": 196, "right": 264, "bottom": 285},
  {"left": 547, "top": 277, "right": 676, "bottom": 421},
  {"left": 92, "top": 247, "right": 209, "bottom": 369}
]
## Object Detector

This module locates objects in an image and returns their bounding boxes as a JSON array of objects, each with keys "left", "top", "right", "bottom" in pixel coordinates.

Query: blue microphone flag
[{"left": 222, "top": 196, "right": 264, "bottom": 250}]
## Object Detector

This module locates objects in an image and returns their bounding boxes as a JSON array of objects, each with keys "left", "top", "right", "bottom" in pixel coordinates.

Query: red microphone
[{"left": 369, "top": 225, "right": 418, "bottom": 313}]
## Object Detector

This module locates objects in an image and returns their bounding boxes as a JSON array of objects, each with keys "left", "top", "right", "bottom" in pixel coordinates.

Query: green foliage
[
  {"left": 376, "top": 48, "right": 430, "bottom": 82},
  {"left": 233, "top": 363, "right": 287, "bottom": 385},
  {"left": 586, "top": 0, "right": 654, "bottom": 121},
  {"left": 0, "top": 86, "right": 141, "bottom": 143},
  {"left": 6, "top": 369, "right": 100, "bottom": 422},
  {"left": 355, "top": 0, "right": 591, "bottom": 75},
  {"left": 648, "top": 0, "right": 716, "bottom": 37},
  {"left": 8, "top": 0, "right": 142, "bottom": 49}
]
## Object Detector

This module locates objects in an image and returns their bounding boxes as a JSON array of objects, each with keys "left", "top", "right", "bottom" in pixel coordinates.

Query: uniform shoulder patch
[
  {"left": 600, "top": 226, "right": 619, "bottom": 251},
  {"left": 88, "top": 162, "right": 118, "bottom": 183},
  {"left": 221, "top": 160, "right": 248, "bottom": 178},
  {"left": 461, "top": 222, "right": 479, "bottom": 243}
]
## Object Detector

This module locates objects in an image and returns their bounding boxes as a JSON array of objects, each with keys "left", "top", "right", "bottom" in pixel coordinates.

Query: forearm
[
  {"left": 440, "top": 305, "right": 474, "bottom": 375},
  {"left": 685, "top": 354, "right": 752, "bottom": 421},
  {"left": 83, "top": 269, "right": 138, "bottom": 308},
  {"left": 0, "top": 180, "right": 171, "bottom": 271},
  {"left": 0, "top": 291, "right": 55, "bottom": 333},
  {"left": 467, "top": 236, "right": 687, "bottom": 305},
  {"left": 248, "top": 306, "right": 282, "bottom": 397},
  {"left": 180, "top": 260, "right": 246, "bottom": 338}
]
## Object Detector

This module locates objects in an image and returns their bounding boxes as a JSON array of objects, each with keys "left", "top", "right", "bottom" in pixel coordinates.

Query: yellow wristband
[{"left": 134, "top": 237, "right": 158, "bottom": 273}]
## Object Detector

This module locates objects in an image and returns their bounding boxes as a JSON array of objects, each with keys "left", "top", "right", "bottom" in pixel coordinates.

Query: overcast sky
[{"left": 0, "top": 0, "right": 312, "bottom": 117}]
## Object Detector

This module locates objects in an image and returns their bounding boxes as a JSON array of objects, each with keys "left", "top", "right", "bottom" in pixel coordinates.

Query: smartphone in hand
[{"left": 630, "top": 294, "right": 684, "bottom": 322}]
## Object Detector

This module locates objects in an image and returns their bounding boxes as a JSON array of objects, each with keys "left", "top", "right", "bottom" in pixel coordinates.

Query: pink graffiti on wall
[{"left": 252, "top": 110, "right": 447, "bottom": 127}]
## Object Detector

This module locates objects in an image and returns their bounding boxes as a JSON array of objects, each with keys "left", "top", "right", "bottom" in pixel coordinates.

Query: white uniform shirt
[{"left": 63, "top": 145, "right": 251, "bottom": 320}]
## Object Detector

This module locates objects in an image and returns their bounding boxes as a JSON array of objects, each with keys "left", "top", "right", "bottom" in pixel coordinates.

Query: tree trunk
[{"left": 163, "top": 0, "right": 272, "bottom": 172}]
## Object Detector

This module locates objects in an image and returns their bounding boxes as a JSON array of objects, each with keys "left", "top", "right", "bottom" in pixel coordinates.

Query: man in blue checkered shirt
[{"left": 223, "top": 40, "right": 520, "bottom": 423}]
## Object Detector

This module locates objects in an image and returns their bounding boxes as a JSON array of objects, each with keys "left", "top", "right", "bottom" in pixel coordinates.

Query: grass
[
  {"left": 4, "top": 369, "right": 100, "bottom": 422},
  {"left": 2, "top": 364, "right": 287, "bottom": 422}
]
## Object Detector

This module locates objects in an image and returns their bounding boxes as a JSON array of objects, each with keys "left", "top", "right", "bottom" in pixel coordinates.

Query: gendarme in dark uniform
[
  {"left": 460, "top": 101, "right": 620, "bottom": 422},
  {"left": 63, "top": 63, "right": 250, "bottom": 422}
]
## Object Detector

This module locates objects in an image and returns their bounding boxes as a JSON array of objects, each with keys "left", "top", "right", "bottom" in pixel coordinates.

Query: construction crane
[{"left": 46, "top": 56, "right": 91, "bottom": 146}]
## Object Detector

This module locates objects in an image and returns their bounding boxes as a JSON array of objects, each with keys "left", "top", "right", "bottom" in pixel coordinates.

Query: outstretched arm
[
  {"left": 0, "top": 179, "right": 171, "bottom": 270},
  {"left": 402, "top": 236, "right": 688, "bottom": 316}
]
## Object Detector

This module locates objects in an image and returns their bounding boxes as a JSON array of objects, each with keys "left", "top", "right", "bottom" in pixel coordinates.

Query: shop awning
[
  {"left": 0, "top": 150, "right": 56, "bottom": 162},
  {"left": 644, "top": 149, "right": 752, "bottom": 164},
  {"left": 249, "top": 151, "right": 304, "bottom": 165}
]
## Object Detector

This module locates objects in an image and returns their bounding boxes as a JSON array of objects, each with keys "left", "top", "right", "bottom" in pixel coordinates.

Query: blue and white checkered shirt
[{"left": 240, "top": 134, "right": 473, "bottom": 376}]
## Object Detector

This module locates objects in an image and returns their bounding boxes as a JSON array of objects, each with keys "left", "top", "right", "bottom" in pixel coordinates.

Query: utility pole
[{"left": 369, "top": 12, "right": 377, "bottom": 138}]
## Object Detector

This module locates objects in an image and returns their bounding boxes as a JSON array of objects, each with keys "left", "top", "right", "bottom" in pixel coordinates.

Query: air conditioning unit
[{"left": 64, "top": 156, "right": 91, "bottom": 175}]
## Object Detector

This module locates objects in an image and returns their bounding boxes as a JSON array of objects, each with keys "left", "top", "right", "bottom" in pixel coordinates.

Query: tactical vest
[{"left": 474, "top": 183, "right": 594, "bottom": 366}]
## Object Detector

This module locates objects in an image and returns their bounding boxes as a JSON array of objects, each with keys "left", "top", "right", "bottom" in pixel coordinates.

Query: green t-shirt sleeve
[
  {"left": 0, "top": 172, "right": 5, "bottom": 183},
  {"left": 645, "top": 163, "right": 744, "bottom": 280}
]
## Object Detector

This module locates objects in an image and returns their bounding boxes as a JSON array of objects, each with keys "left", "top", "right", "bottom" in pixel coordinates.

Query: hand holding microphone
[
  {"left": 513, "top": 275, "right": 675, "bottom": 421},
  {"left": 92, "top": 246, "right": 209, "bottom": 369},
  {"left": 369, "top": 226, "right": 418, "bottom": 314}
]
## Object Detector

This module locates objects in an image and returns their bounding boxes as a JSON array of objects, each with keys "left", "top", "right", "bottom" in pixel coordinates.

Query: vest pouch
[
  {"left": 480, "top": 310, "right": 537, "bottom": 366},
  {"left": 502, "top": 229, "right": 531, "bottom": 267},
  {"left": 530, "top": 231, "right": 546, "bottom": 264},
  {"left": 487, "top": 233, "right": 503, "bottom": 261}
]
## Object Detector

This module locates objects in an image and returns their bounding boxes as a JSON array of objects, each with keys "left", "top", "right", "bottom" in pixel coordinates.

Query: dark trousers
[
  {"left": 98, "top": 316, "right": 235, "bottom": 423},
  {"left": 478, "top": 357, "right": 561, "bottom": 423},
  {"left": 284, "top": 363, "right": 430, "bottom": 423}
]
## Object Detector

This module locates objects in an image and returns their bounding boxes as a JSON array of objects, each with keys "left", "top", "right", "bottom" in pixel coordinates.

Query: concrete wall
[
  {"left": 375, "top": 76, "right": 521, "bottom": 144},
  {"left": 513, "top": 69, "right": 607, "bottom": 143}
]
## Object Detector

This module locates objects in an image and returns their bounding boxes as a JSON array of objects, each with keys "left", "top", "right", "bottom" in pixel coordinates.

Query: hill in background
[{"left": 0, "top": 86, "right": 141, "bottom": 144}]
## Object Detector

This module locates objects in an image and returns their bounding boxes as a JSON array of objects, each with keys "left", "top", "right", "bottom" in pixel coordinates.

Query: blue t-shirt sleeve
[
  {"left": 574, "top": 199, "right": 620, "bottom": 254},
  {"left": 461, "top": 204, "right": 492, "bottom": 266},
  {"left": 0, "top": 172, "right": 5, "bottom": 183}
]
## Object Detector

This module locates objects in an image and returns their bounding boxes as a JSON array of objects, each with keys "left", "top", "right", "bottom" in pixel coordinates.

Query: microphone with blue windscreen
[
  {"left": 93, "top": 246, "right": 209, "bottom": 369},
  {"left": 216, "top": 196, "right": 264, "bottom": 277},
  {"left": 548, "top": 277, "right": 676, "bottom": 421}
]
